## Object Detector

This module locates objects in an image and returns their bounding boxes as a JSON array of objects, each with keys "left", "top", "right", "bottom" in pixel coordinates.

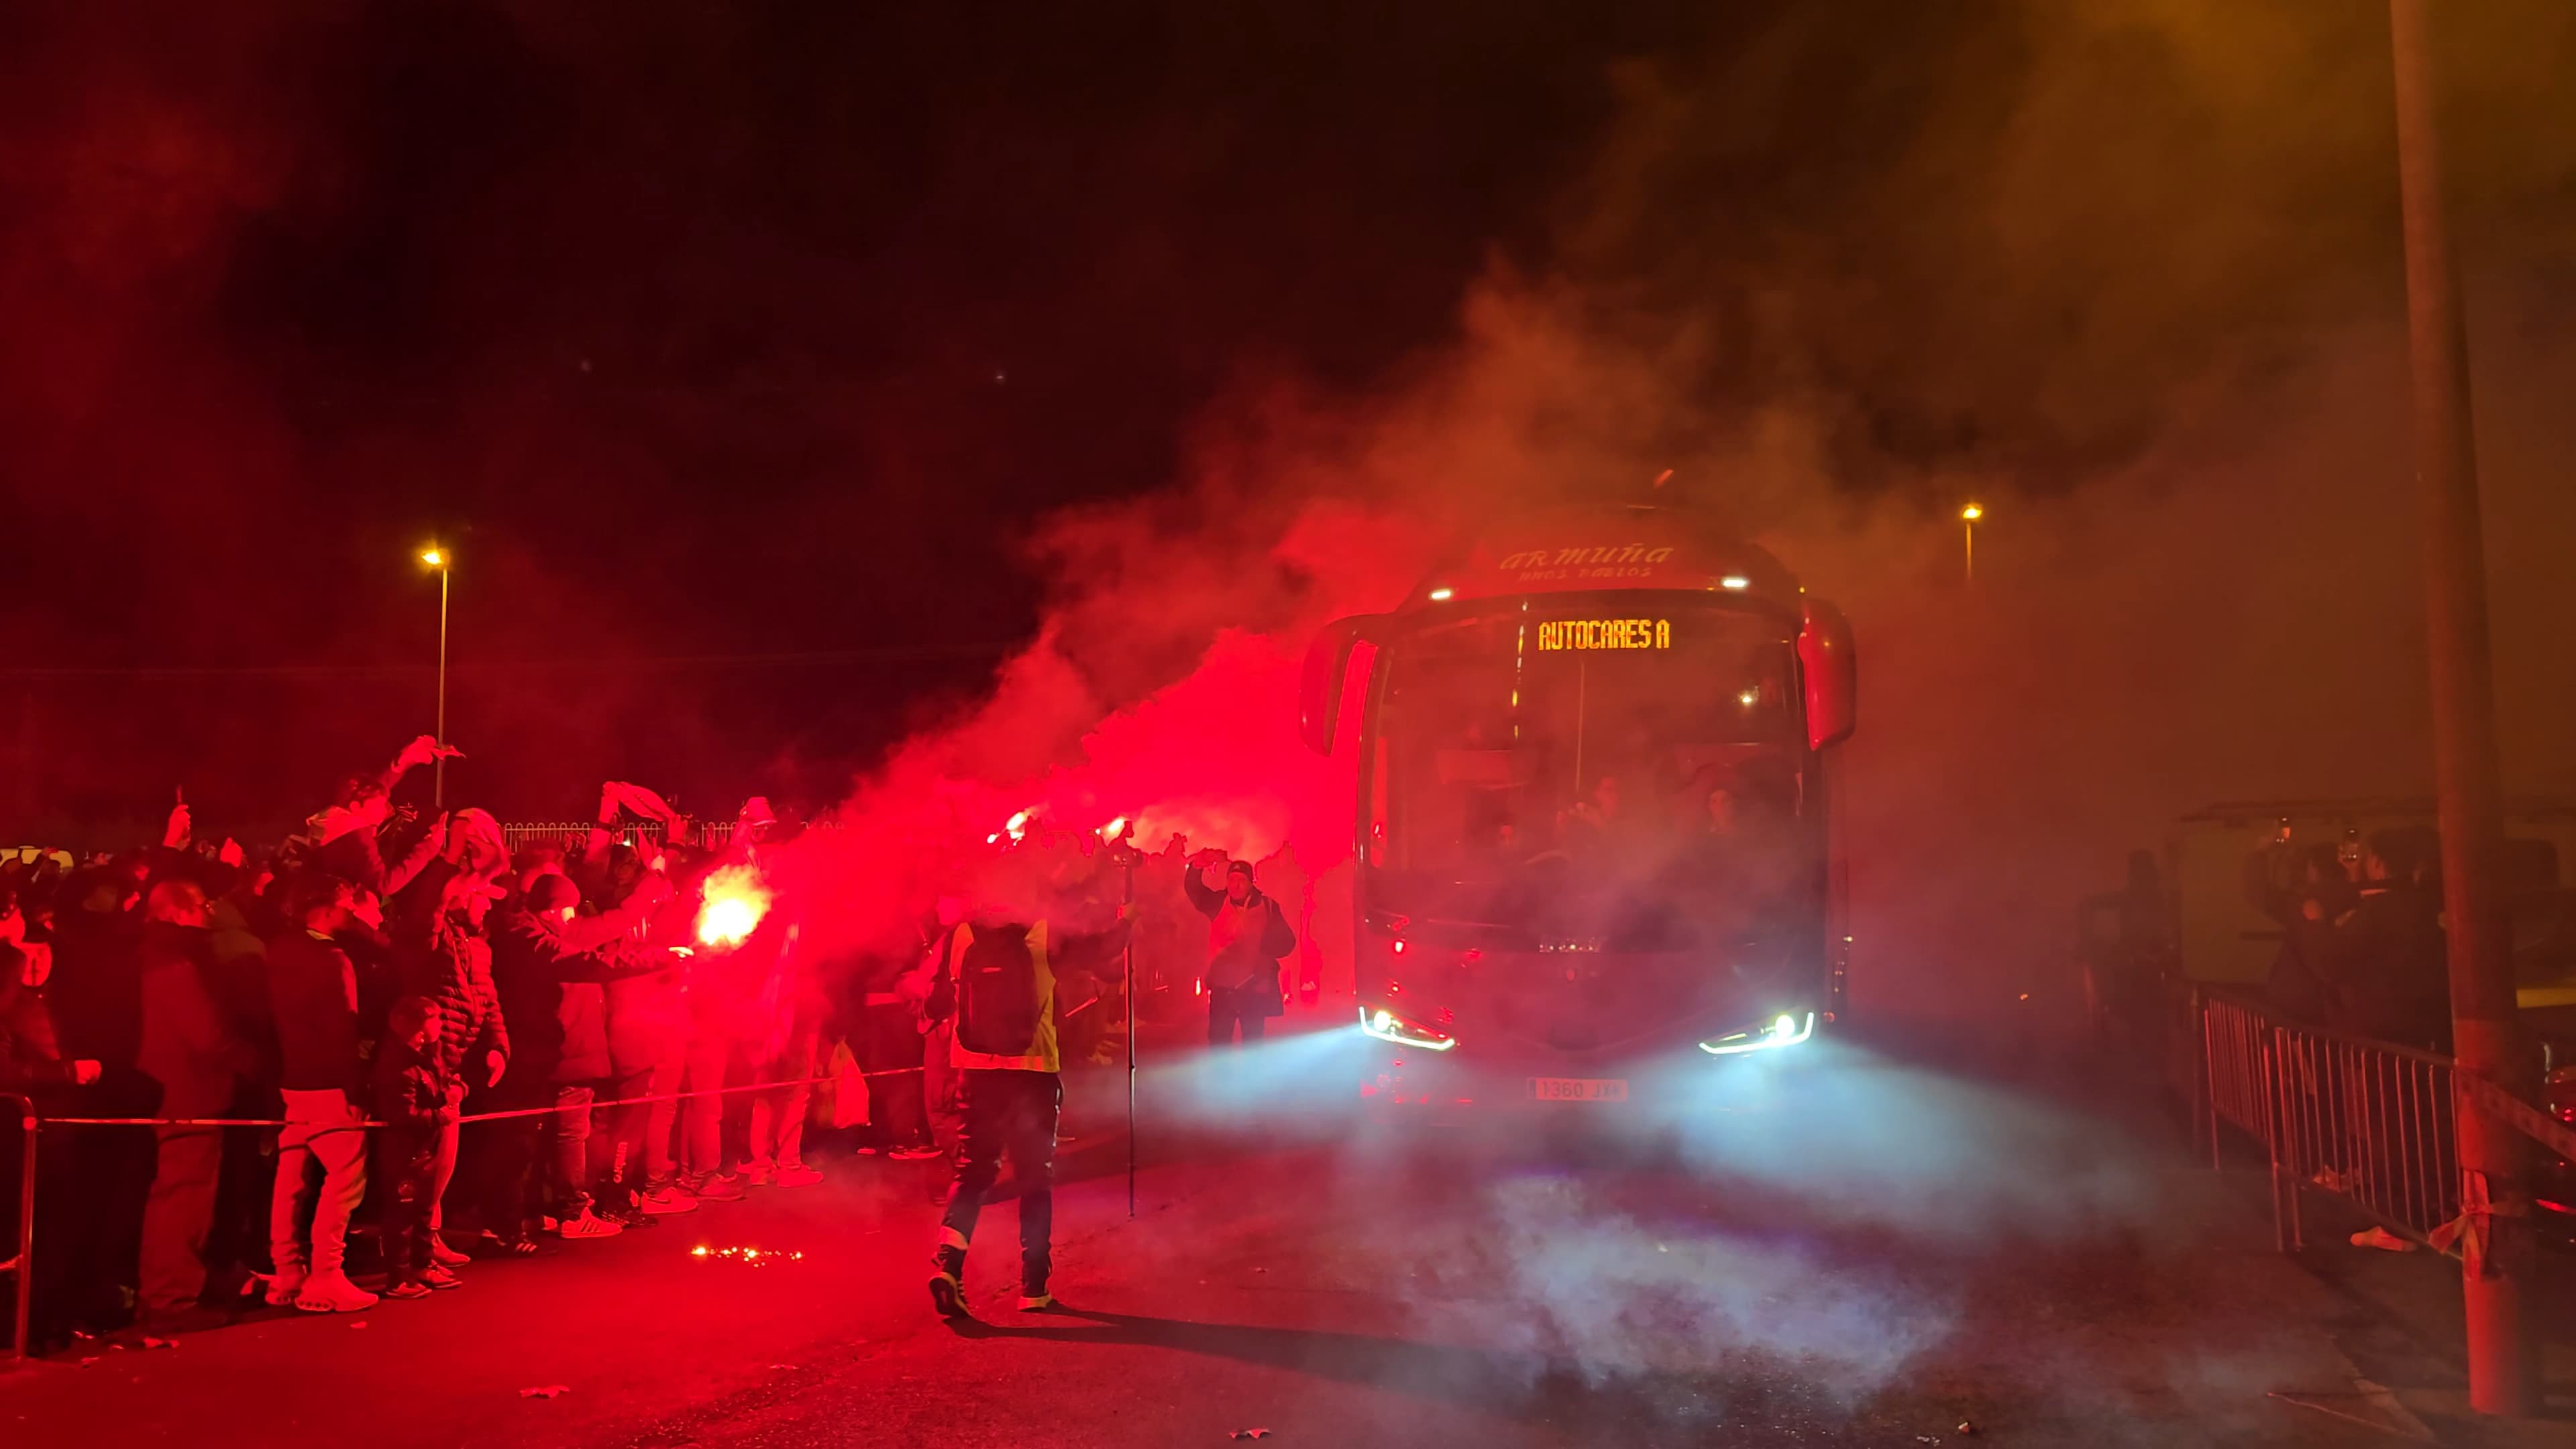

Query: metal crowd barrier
[
  {"left": 2188, "top": 983, "right": 2576, "bottom": 1256},
  {"left": 498, "top": 821, "right": 747, "bottom": 859}
]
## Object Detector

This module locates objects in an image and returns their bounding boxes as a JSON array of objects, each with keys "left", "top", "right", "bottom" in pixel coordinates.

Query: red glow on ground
[{"left": 692, "top": 1245, "right": 808, "bottom": 1266}]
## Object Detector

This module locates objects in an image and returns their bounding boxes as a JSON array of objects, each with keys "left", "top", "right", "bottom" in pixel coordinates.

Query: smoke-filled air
[{"left": 8, "top": 2, "right": 2576, "bottom": 1443}]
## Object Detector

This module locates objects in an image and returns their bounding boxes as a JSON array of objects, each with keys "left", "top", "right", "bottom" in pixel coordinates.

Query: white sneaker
[
  {"left": 264, "top": 1269, "right": 307, "bottom": 1307},
  {"left": 295, "top": 1270, "right": 381, "bottom": 1313},
  {"left": 771, "top": 1163, "right": 824, "bottom": 1188}
]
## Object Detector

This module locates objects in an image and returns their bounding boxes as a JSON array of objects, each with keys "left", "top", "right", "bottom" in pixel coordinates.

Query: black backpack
[{"left": 955, "top": 922, "right": 1042, "bottom": 1057}]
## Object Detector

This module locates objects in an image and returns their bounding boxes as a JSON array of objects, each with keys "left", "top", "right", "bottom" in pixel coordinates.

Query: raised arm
[{"left": 1181, "top": 851, "right": 1226, "bottom": 917}]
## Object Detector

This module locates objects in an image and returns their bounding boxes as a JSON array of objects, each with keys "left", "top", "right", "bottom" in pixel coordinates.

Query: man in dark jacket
[
  {"left": 45, "top": 866, "right": 144, "bottom": 1069},
  {"left": 31, "top": 867, "right": 157, "bottom": 1336},
  {"left": 594, "top": 853, "right": 684, "bottom": 1222},
  {"left": 486, "top": 873, "right": 657, "bottom": 1245},
  {"left": 1, "top": 892, "right": 100, "bottom": 1091},
  {"left": 136, "top": 879, "right": 262, "bottom": 1330},
  {"left": 3, "top": 898, "right": 104, "bottom": 1352},
  {"left": 2324, "top": 830, "right": 2451, "bottom": 1052},
  {"left": 528, "top": 870, "right": 663, "bottom": 1239},
  {"left": 2246, "top": 840, "right": 2355, "bottom": 1025},
  {"left": 854, "top": 947, "right": 935, "bottom": 1158},
  {"left": 262, "top": 874, "right": 378, "bottom": 1312},
  {"left": 1184, "top": 851, "right": 1296, "bottom": 1047}
]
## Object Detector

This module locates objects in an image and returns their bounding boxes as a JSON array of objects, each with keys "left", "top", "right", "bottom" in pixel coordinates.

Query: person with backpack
[
  {"left": 922, "top": 880, "right": 1126, "bottom": 1320},
  {"left": 1184, "top": 851, "right": 1297, "bottom": 1046}
]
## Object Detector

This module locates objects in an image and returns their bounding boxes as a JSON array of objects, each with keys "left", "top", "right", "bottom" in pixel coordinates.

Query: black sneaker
[{"left": 927, "top": 1272, "right": 970, "bottom": 1320}]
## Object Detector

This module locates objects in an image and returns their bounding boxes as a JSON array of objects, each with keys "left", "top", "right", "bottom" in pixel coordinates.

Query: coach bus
[{"left": 1297, "top": 504, "right": 1856, "bottom": 1113}]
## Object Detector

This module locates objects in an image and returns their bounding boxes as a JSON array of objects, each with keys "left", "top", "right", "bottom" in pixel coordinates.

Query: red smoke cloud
[{"left": 771, "top": 492, "right": 1440, "bottom": 968}]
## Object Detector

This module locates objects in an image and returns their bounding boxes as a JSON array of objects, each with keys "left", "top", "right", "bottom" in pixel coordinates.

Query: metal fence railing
[
  {"left": 2184, "top": 983, "right": 2576, "bottom": 1258},
  {"left": 2269, "top": 1024, "right": 2461, "bottom": 1250},
  {"left": 498, "top": 820, "right": 739, "bottom": 859},
  {"left": 2200, "top": 990, "right": 2273, "bottom": 1165}
]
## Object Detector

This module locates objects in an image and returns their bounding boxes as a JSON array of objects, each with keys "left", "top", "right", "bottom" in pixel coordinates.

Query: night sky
[{"left": 7, "top": 2, "right": 2575, "bottom": 845}]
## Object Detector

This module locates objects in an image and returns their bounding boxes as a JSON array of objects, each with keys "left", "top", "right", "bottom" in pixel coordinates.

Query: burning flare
[{"left": 696, "top": 864, "right": 772, "bottom": 949}]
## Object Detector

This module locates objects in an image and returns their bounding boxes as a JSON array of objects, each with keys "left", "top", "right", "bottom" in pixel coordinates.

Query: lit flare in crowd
[{"left": 696, "top": 863, "right": 772, "bottom": 948}]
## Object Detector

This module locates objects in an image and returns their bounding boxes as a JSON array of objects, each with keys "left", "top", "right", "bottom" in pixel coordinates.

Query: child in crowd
[{"left": 375, "top": 995, "right": 461, "bottom": 1299}]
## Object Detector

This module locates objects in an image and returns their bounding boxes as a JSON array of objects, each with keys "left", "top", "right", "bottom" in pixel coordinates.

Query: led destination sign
[{"left": 1534, "top": 619, "right": 1670, "bottom": 652}]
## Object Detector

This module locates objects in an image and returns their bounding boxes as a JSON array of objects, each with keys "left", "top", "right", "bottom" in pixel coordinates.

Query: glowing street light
[
  {"left": 1960, "top": 504, "right": 1984, "bottom": 583},
  {"left": 420, "top": 545, "right": 451, "bottom": 807}
]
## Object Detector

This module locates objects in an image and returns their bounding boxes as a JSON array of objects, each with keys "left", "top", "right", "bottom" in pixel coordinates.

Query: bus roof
[{"left": 1399, "top": 504, "right": 1802, "bottom": 614}]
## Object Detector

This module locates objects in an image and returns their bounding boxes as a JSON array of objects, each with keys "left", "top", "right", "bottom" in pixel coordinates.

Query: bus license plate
[{"left": 1530, "top": 1077, "right": 1628, "bottom": 1102}]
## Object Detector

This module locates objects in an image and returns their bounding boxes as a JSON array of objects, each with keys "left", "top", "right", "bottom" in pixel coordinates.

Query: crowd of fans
[
  {"left": 0, "top": 735, "right": 957, "bottom": 1354},
  {"left": 2247, "top": 824, "right": 2453, "bottom": 1054},
  {"left": 2082, "top": 824, "right": 2457, "bottom": 1060}
]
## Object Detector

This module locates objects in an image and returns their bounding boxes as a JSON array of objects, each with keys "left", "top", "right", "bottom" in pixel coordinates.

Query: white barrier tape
[{"left": 34, "top": 1065, "right": 926, "bottom": 1131}]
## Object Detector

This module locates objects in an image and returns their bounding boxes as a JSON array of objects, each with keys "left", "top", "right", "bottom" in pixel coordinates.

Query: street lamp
[
  {"left": 1960, "top": 503, "right": 1984, "bottom": 583},
  {"left": 420, "top": 546, "right": 451, "bottom": 808}
]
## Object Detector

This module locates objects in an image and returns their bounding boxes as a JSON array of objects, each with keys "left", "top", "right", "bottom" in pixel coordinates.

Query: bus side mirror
[
  {"left": 1299, "top": 615, "right": 1384, "bottom": 755},
  {"left": 1798, "top": 598, "right": 1856, "bottom": 749}
]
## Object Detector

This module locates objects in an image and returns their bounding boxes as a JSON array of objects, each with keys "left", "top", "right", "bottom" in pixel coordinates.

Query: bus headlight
[
  {"left": 1360, "top": 1005, "right": 1457, "bottom": 1052},
  {"left": 1698, "top": 1011, "right": 1815, "bottom": 1057}
]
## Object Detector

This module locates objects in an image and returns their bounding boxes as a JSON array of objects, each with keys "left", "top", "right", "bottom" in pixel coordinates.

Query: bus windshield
[{"left": 1366, "top": 598, "right": 1811, "bottom": 945}]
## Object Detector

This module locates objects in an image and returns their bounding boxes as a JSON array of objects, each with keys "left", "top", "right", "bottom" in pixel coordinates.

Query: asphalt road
[{"left": 0, "top": 1019, "right": 2496, "bottom": 1447}]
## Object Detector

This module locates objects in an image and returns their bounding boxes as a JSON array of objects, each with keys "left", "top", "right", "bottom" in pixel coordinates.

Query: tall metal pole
[
  {"left": 434, "top": 567, "right": 450, "bottom": 810},
  {"left": 7, "top": 1095, "right": 34, "bottom": 1366},
  {"left": 1122, "top": 851, "right": 1138, "bottom": 1220},
  {"left": 2388, "top": 0, "right": 2534, "bottom": 1415}
]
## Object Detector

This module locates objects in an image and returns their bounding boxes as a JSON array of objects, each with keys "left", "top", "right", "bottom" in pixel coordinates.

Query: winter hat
[
  {"left": 449, "top": 808, "right": 508, "bottom": 879},
  {"left": 528, "top": 873, "right": 580, "bottom": 915},
  {"left": 1226, "top": 859, "right": 1254, "bottom": 883}
]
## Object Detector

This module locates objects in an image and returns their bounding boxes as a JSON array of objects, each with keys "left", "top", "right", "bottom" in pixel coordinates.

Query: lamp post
[
  {"left": 1960, "top": 503, "right": 1983, "bottom": 584},
  {"left": 2387, "top": 0, "right": 2532, "bottom": 1414},
  {"left": 420, "top": 547, "right": 451, "bottom": 808}
]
